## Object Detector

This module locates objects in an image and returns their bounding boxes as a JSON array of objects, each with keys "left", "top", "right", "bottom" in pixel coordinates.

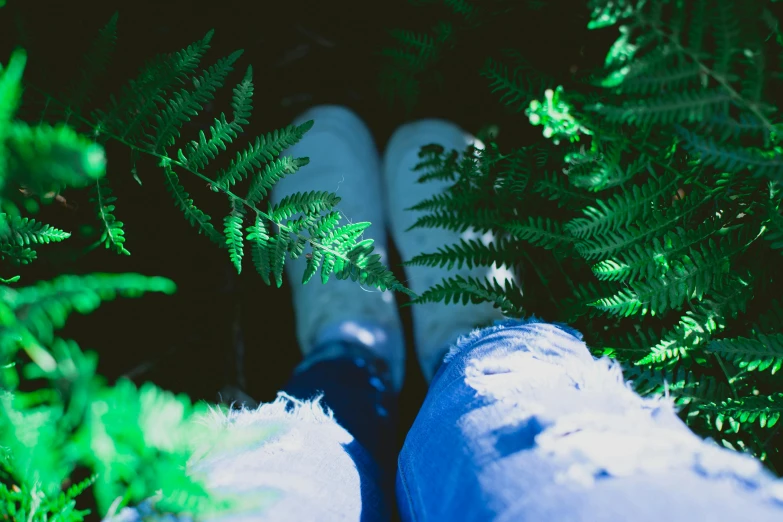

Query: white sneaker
[
  {"left": 382, "top": 119, "right": 518, "bottom": 381},
  {"left": 271, "top": 105, "right": 405, "bottom": 391}
]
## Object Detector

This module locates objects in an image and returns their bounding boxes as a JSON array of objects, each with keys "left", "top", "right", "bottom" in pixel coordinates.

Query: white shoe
[
  {"left": 271, "top": 105, "right": 405, "bottom": 391},
  {"left": 382, "top": 119, "right": 518, "bottom": 381}
]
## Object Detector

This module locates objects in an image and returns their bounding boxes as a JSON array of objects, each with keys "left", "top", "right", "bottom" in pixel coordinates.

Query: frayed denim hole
[{"left": 492, "top": 416, "right": 545, "bottom": 457}]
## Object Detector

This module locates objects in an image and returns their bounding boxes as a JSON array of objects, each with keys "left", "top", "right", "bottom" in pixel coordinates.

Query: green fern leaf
[
  {"left": 62, "top": 12, "right": 118, "bottom": 123},
  {"left": 591, "top": 89, "right": 732, "bottom": 126},
  {"left": 177, "top": 65, "right": 255, "bottom": 172},
  {"left": 5, "top": 122, "right": 106, "bottom": 194},
  {"left": 90, "top": 177, "right": 129, "bottom": 255},
  {"left": 96, "top": 29, "right": 214, "bottom": 141},
  {"left": 575, "top": 196, "right": 710, "bottom": 261},
  {"left": 245, "top": 156, "right": 312, "bottom": 207},
  {"left": 1, "top": 273, "right": 176, "bottom": 345},
  {"left": 214, "top": 120, "right": 314, "bottom": 191},
  {"left": 405, "top": 273, "right": 523, "bottom": 316},
  {"left": 268, "top": 190, "right": 341, "bottom": 222},
  {"left": 480, "top": 52, "right": 549, "bottom": 112},
  {"left": 533, "top": 170, "right": 595, "bottom": 208},
  {"left": 150, "top": 50, "right": 243, "bottom": 153},
  {"left": 247, "top": 214, "right": 272, "bottom": 285},
  {"left": 704, "top": 393, "right": 783, "bottom": 431},
  {"left": 504, "top": 216, "right": 574, "bottom": 252},
  {"left": 707, "top": 333, "right": 783, "bottom": 375},
  {"left": 231, "top": 65, "right": 254, "bottom": 127},
  {"left": 591, "top": 220, "right": 726, "bottom": 283},
  {"left": 565, "top": 171, "right": 683, "bottom": 239},
  {"left": 163, "top": 166, "right": 224, "bottom": 246},
  {"left": 307, "top": 211, "right": 342, "bottom": 238},
  {"left": 406, "top": 208, "right": 502, "bottom": 234},
  {"left": 0, "top": 243, "right": 37, "bottom": 265},
  {"left": 625, "top": 363, "right": 731, "bottom": 408},
  {"left": 224, "top": 197, "right": 245, "bottom": 274},
  {"left": 302, "top": 247, "right": 323, "bottom": 285},
  {"left": 402, "top": 236, "right": 521, "bottom": 271},
  {"left": 588, "top": 232, "right": 750, "bottom": 317},
  {"left": 178, "top": 114, "right": 239, "bottom": 171},
  {"left": 677, "top": 126, "right": 783, "bottom": 181},
  {"left": 272, "top": 228, "right": 289, "bottom": 288},
  {"left": 0, "top": 214, "right": 70, "bottom": 246}
]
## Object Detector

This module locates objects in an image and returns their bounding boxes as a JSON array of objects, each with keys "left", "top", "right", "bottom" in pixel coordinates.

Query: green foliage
[
  {"left": 383, "top": 0, "right": 783, "bottom": 472},
  {"left": 0, "top": 7, "right": 416, "bottom": 522},
  {"left": 378, "top": 0, "right": 521, "bottom": 115},
  {"left": 28, "top": 15, "right": 410, "bottom": 298},
  {"left": 0, "top": 273, "right": 242, "bottom": 521}
]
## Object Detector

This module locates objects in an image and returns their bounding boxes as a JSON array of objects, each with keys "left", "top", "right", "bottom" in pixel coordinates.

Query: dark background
[{"left": 1, "top": 0, "right": 595, "bottom": 518}]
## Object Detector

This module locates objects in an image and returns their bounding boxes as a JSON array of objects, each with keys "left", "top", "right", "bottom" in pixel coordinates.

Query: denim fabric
[
  {"left": 283, "top": 351, "right": 399, "bottom": 507},
  {"left": 396, "top": 316, "right": 783, "bottom": 521},
  {"left": 106, "top": 317, "right": 783, "bottom": 522}
]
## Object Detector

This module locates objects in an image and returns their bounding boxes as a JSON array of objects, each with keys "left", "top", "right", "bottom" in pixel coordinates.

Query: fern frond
[
  {"left": 703, "top": 393, "right": 783, "bottom": 431},
  {"left": 533, "top": 170, "right": 595, "bottom": 208},
  {"left": 214, "top": 120, "right": 314, "bottom": 191},
  {"left": 407, "top": 273, "right": 523, "bottom": 316},
  {"left": 591, "top": 220, "right": 726, "bottom": 283},
  {"left": 0, "top": 214, "right": 70, "bottom": 246},
  {"left": 676, "top": 126, "right": 783, "bottom": 182},
  {"left": 246, "top": 157, "right": 310, "bottom": 207},
  {"left": 5, "top": 122, "right": 106, "bottom": 194},
  {"left": 706, "top": 334, "right": 783, "bottom": 375},
  {"left": 588, "top": 231, "right": 753, "bottom": 317},
  {"left": 635, "top": 276, "right": 753, "bottom": 365},
  {"left": 90, "top": 177, "right": 129, "bottom": 255},
  {"left": 563, "top": 172, "right": 685, "bottom": 238},
  {"left": 503, "top": 216, "right": 575, "bottom": 252},
  {"left": 306, "top": 211, "right": 342, "bottom": 238},
  {"left": 302, "top": 247, "right": 324, "bottom": 285},
  {"left": 95, "top": 29, "right": 214, "bottom": 141},
  {"left": 272, "top": 228, "right": 289, "bottom": 288},
  {"left": 1, "top": 273, "right": 176, "bottom": 345},
  {"left": 163, "top": 167, "right": 224, "bottom": 246},
  {"left": 246, "top": 214, "right": 272, "bottom": 286},
  {"left": 268, "top": 191, "right": 341, "bottom": 223},
  {"left": 150, "top": 50, "right": 243, "bottom": 153},
  {"left": 402, "top": 236, "right": 521, "bottom": 270},
  {"left": 406, "top": 208, "right": 502, "bottom": 234},
  {"left": 414, "top": 149, "right": 460, "bottom": 184},
  {"left": 481, "top": 53, "right": 548, "bottom": 112},
  {"left": 624, "top": 363, "right": 731, "bottom": 408},
  {"left": 616, "top": 62, "right": 705, "bottom": 96},
  {"left": 231, "top": 65, "right": 254, "bottom": 127},
  {"left": 177, "top": 65, "right": 255, "bottom": 173},
  {"left": 178, "top": 114, "right": 239, "bottom": 172},
  {"left": 382, "top": 28, "right": 441, "bottom": 70},
  {"left": 763, "top": 202, "right": 783, "bottom": 253},
  {"left": 62, "top": 12, "right": 118, "bottom": 123},
  {"left": 591, "top": 89, "right": 732, "bottom": 126},
  {"left": 0, "top": 243, "right": 37, "bottom": 265},
  {"left": 575, "top": 196, "right": 710, "bottom": 261},
  {"left": 224, "top": 197, "right": 245, "bottom": 274},
  {"left": 405, "top": 188, "right": 483, "bottom": 213}
]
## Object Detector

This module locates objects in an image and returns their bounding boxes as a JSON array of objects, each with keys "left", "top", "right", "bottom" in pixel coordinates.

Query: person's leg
[
  {"left": 281, "top": 335, "right": 400, "bottom": 498},
  {"left": 382, "top": 119, "right": 783, "bottom": 521},
  {"left": 396, "top": 317, "right": 783, "bottom": 521}
]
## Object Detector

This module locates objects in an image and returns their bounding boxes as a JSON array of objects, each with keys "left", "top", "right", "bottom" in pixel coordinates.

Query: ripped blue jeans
[{"left": 109, "top": 317, "right": 783, "bottom": 521}]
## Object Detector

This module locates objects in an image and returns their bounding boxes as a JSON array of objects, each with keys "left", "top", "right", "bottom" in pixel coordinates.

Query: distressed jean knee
[
  {"left": 438, "top": 316, "right": 593, "bottom": 385},
  {"left": 107, "top": 392, "right": 387, "bottom": 522},
  {"left": 422, "top": 316, "right": 783, "bottom": 518}
]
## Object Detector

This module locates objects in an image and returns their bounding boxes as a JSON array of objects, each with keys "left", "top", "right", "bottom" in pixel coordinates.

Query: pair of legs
[{"left": 111, "top": 106, "right": 783, "bottom": 521}]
